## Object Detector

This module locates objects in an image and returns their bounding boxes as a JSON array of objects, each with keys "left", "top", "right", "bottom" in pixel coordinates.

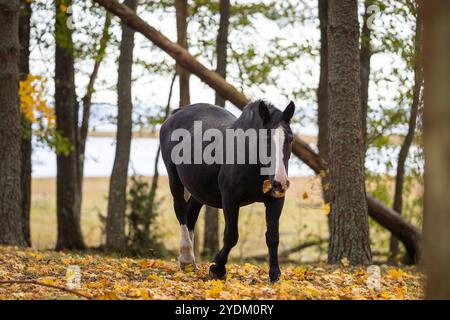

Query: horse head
[{"left": 248, "top": 100, "right": 296, "bottom": 198}]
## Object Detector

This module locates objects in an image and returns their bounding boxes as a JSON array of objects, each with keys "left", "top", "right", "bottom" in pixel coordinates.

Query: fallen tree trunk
[
  {"left": 293, "top": 132, "right": 422, "bottom": 264},
  {"left": 367, "top": 195, "right": 422, "bottom": 264},
  {"left": 93, "top": 0, "right": 422, "bottom": 264},
  {"left": 249, "top": 238, "right": 328, "bottom": 262}
]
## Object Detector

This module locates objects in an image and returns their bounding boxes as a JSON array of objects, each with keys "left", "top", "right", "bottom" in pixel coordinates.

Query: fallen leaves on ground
[{"left": 0, "top": 246, "right": 424, "bottom": 300}]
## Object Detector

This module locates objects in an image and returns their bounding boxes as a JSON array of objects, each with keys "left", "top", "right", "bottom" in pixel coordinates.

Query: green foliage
[
  {"left": 125, "top": 176, "right": 166, "bottom": 258},
  {"left": 54, "top": 0, "right": 74, "bottom": 53},
  {"left": 97, "top": 176, "right": 166, "bottom": 257},
  {"left": 187, "top": 0, "right": 317, "bottom": 126},
  {"left": 365, "top": 170, "right": 423, "bottom": 257},
  {"left": 364, "top": 1, "right": 424, "bottom": 238},
  {"left": 366, "top": 0, "right": 422, "bottom": 154}
]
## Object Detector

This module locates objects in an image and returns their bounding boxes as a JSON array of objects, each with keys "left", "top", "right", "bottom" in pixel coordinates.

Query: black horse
[{"left": 160, "top": 100, "right": 295, "bottom": 282}]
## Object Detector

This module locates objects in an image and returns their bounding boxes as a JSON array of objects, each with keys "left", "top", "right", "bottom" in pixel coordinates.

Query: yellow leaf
[
  {"left": 19, "top": 74, "right": 55, "bottom": 129},
  {"left": 292, "top": 267, "right": 306, "bottom": 280},
  {"left": 324, "top": 203, "right": 331, "bottom": 215},
  {"left": 206, "top": 280, "right": 224, "bottom": 298},
  {"left": 388, "top": 268, "right": 404, "bottom": 281},
  {"left": 305, "top": 285, "right": 320, "bottom": 297},
  {"left": 341, "top": 257, "right": 350, "bottom": 267},
  {"left": 378, "top": 291, "right": 391, "bottom": 299},
  {"left": 39, "top": 277, "right": 58, "bottom": 286},
  {"left": 140, "top": 288, "right": 151, "bottom": 300},
  {"left": 103, "top": 291, "right": 119, "bottom": 300},
  {"left": 147, "top": 274, "right": 163, "bottom": 282},
  {"left": 181, "top": 264, "right": 194, "bottom": 273},
  {"left": 138, "top": 260, "right": 151, "bottom": 269},
  {"left": 319, "top": 169, "right": 328, "bottom": 178},
  {"left": 28, "top": 252, "right": 44, "bottom": 260}
]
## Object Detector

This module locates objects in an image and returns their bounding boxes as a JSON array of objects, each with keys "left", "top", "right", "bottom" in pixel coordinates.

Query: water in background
[
  {"left": 32, "top": 103, "right": 414, "bottom": 178},
  {"left": 32, "top": 136, "right": 404, "bottom": 178},
  {"left": 32, "top": 137, "right": 315, "bottom": 177}
]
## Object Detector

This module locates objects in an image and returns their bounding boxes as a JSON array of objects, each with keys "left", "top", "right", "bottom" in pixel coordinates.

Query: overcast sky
[
  {"left": 29, "top": 0, "right": 414, "bottom": 135},
  {"left": 28, "top": 0, "right": 418, "bottom": 177}
]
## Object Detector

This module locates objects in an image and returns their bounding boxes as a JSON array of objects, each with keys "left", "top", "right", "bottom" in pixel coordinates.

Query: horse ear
[
  {"left": 283, "top": 101, "right": 295, "bottom": 123},
  {"left": 258, "top": 100, "right": 270, "bottom": 125}
]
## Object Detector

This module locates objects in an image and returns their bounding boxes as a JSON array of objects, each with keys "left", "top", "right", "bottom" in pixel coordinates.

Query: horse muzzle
[{"left": 262, "top": 179, "right": 290, "bottom": 198}]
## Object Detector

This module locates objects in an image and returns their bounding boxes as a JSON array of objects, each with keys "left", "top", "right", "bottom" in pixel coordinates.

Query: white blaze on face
[{"left": 273, "top": 126, "right": 288, "bottom": 189}]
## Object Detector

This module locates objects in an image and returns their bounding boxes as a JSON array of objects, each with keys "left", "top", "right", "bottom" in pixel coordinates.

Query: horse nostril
[
  {"left": 286, "top": 180, "right": 290, "bottom": 189},
  {"left": 273, "top": 180, "right": 289, "bottom": 192},
  {"left": 272, "top": 181, "right": 282, "bottom": 190}
]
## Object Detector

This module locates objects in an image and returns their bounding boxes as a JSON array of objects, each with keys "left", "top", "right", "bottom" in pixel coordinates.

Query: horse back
[{"left": 160, "top": 104, "right": 236, "bottom": 208}]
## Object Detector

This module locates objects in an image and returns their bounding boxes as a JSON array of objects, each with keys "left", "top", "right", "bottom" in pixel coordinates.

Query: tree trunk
[
  {"left": 0, "top": 0, "right": 26, "bottom": 246},
  {"left": 360, "top": 0, "right": 373, "bottom": 149},
  {"left": 54, "top": 0, "right": 85, "bottom": 250},
  {"left": 423, "top": 0, "right": 450, "bottom": 299},
  {"left": 146, "top": 72, "right": 177, "bottom": 240},
  {"left": 19, "top": 0, "right": 32, "bottom": 246},
  {"left": 93, "top": 0, "right": 423, "bottom": 264},
  {"left": 78, "top": 12, "right": 111, "bottom": 198},
  {"left": 390, "top": 4, "right": 423, "bottom": 262},
  {"left": 203, "top": 206, "right": 219, "bottom": 258},
  {"left": 106, "top": 0, "right": 138, "bottom": 251},
  {"left": 317, "top": 0, "right": 329, "bottom": 165},
  {"left": 214, "top": 0, "right": 230, "bottom": 107},
  {"left": 175, "top": 0, "right": 190, "bottom": 106},
  {"left": 203, "top": 0, "right": 231, "bottom": 258},
  {"left": 317, "top": 0, "right": 330, "bottom": 208},
  {"left": 174, "top": 0, "right": 201, "bottom": 257},
  {"left": 327, "top": 0, "right": 371, "bottom": 265}
]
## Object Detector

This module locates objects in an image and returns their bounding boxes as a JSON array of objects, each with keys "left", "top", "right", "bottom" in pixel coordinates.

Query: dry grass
[
  {"left": 31, "top": 176, "right": 329, "bottom": 262},
  {"left": 31, "top": 174, "right": 422, "bottom": 262}
]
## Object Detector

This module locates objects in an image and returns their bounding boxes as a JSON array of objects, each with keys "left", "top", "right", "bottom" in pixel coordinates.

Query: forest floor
[{"left": 0, "top": 246, "right": 425, "bottom": 300}]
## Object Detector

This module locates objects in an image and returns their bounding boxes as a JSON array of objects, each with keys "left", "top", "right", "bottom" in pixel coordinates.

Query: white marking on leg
[
  {"left": 179, "top": 224, "right": 195, "bottom": 265},
  {"left": 273, "top": 127, "right": 288, "bottom": 188},
  {"left": 189, "top": 230, "right": 195, "bottom": 243},
  {"left": 183, "top": 188, "right": 191, "bottom": 202}
]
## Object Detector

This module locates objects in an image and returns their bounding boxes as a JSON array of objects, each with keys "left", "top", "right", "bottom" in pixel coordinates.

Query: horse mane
[
  {"left": 233, "top": 99, "right": 282, "bottom": 128},
  {"left": 170, "top": 108, "right": 182, "bottom": 115}
]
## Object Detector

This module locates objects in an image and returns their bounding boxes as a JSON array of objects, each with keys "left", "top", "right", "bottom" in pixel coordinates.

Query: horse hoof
[
  {"left": 270, "top": 277, "right": 280, "bottom": 284},
  {"left": 269, "top": 271, "right": 281, "bottom": 283},
  {"left": 179, "top": 262, "right": 196, "bottom": 272},
  {"left": 209, "top": 264, "right": 226, "bottom": 280}
]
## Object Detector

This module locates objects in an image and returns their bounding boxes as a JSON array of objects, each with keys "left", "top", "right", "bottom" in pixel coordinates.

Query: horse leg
[
  {"left": 166, "top": 166, "right": 195, "bottom": 271},
  {"left": 265, "top": 198, "right": 284, "bottom": 283},
  {"left": 186, "top": 196, "right": 203, "bottom": 265},
  {"left": 209, "top": 198, "right": 239, "bottom": 280}
]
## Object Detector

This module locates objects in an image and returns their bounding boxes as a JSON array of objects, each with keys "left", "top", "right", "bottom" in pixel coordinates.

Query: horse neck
[{"left": 230, "top": 115, "right": 263, "bottom": 131}]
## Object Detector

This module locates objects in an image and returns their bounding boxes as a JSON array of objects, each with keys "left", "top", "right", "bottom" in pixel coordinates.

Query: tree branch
[
  {"left": 0, "top": 280, "right": 92, "bottom": 300},
  {"left": 248, "top": 238, "right": 328, "bottom": 261}
]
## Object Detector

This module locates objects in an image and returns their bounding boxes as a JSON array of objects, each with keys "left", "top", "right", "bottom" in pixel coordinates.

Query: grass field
[
  {"left": 31, "top": 176, "right": 330, "bottom": 261},
  {"left": 31, "top": 175, "right": 421, "bottom": 263}
]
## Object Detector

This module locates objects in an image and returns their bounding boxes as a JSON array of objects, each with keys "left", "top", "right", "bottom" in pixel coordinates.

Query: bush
[
  {"left": 125, "top": 175, "right": 166, "bottom": 257},
  {"left": 98, "top": 175, "right": 166, "bottom": 257}
]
